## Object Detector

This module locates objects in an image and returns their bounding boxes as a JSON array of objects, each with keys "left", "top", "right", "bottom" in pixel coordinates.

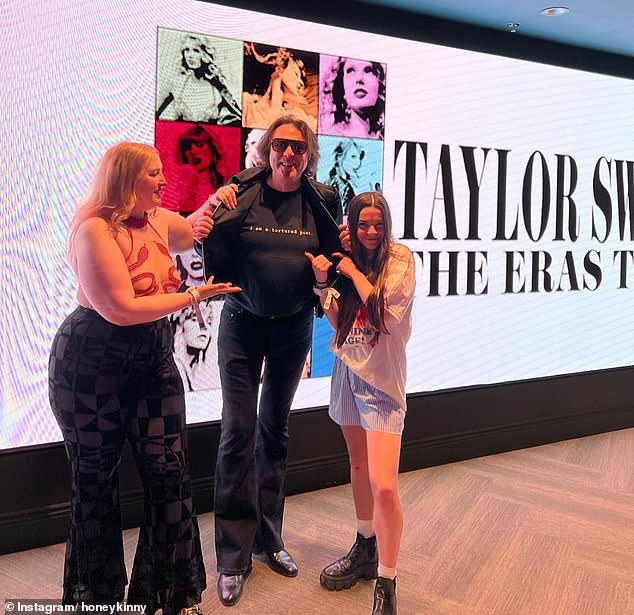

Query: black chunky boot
[
  {"left": 372, "top": 576, "right": 397, "bottom": 615},
  {"left": 320, "top": 533, "right": 378, "bottom": 591}
]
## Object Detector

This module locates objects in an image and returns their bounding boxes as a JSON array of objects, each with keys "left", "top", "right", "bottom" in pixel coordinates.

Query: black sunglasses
[{"left": 271, "top": 139, "right": 308, "bottom": 155}]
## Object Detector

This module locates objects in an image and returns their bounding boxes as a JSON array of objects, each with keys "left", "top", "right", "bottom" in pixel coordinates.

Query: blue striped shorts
[{"left": 329, "top": 357, "right": 406, "bottom": 435}]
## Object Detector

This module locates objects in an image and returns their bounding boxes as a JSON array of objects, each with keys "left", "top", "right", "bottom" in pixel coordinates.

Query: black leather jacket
[{"left": 197, "top": 166, "right": 343, "bottom": 288}]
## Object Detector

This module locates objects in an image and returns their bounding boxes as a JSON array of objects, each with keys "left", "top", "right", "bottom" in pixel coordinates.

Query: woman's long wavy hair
[
  {"left": 67, "top": 142, "right": 157, "bottom": 269},
  {"left": 335, "top": 191, "right": 393, "bottom": 348}
]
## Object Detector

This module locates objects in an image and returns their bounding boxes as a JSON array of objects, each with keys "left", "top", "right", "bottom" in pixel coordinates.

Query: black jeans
[{"left": 214, "top": 303, "right": 314, "bottom": 574}]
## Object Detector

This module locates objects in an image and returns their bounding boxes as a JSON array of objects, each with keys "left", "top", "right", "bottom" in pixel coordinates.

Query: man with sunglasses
[{"left": 197, "top": 115, "right": 343, "bottom": 607}]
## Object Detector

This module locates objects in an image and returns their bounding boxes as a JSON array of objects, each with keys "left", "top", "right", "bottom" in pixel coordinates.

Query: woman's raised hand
[
  {"left": 338, "top": 224, "right": 351, "bottom": 252},
  {"left": 304, "top": 252, "right": 332, "bottom": 284},
  {"left": 206, "top": 183, "right": 239, "bottom": 211},
  {"left": 193, "top": 183, "right": 239, "bottom": 242},
  {"left": 193, "top": 210, "right": 214, "bottom": 242}
]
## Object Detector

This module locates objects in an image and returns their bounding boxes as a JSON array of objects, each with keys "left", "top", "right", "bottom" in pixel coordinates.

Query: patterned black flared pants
[{"left": 48, "top": 307, "right": 206, "bottom": 615}]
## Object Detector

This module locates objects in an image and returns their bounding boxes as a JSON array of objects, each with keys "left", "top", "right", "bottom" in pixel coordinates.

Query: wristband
[
  {"left": 186, "top": 287, "right": 207, "bottom": 329},
  {"left": 313, "top": 286, "right": 340, "bottom": 309}
]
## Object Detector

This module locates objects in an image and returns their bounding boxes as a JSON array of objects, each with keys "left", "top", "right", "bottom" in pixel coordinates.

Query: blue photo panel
[
  {"left": 310, "top": 315, "right": 336, "bottom": 377},
  {"left": 316, "top": 135, "right": 384, "bottom": 214}
]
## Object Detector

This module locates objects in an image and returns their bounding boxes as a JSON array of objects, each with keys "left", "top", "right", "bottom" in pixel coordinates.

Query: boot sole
[{"left": 320, "top": 564, "right": 378, "bottom": 591}]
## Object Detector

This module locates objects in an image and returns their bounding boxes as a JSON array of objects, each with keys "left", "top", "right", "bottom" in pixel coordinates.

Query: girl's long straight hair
[{"left": 335, "top": 191, "right": 393, "bottom": 348}]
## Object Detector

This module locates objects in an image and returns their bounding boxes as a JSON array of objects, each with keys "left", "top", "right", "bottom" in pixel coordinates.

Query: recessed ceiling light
[{"left": 541, "top": 7, "right": 570, "bottom": 16}]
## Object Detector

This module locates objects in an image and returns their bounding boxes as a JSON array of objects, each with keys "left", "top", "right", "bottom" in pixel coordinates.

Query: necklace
[{"left": 123, "top": 212, "right": 149, "bottom": 228}]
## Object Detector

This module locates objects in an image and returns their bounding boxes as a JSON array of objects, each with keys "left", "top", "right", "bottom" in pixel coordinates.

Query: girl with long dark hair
[{"left": 306, "top": 191, "right": 415, "bottom": 615}]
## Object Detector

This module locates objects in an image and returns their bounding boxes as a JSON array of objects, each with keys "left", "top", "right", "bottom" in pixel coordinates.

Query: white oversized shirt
[{"left": 330, "top": 243, "right": 416, "bottom": 409}]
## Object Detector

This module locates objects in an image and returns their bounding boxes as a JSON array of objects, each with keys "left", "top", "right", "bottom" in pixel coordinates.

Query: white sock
[
  {"left": 378, "top": 564, "right": 396, "bottom": 580},
  {"left": 356, "top": 519, "right": 374, "bottom": 538}
]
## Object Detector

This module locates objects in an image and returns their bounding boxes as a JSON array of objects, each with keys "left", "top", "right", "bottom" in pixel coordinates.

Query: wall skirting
[{"left": 2, "top": 367, "right": 633, "bottom": 554}]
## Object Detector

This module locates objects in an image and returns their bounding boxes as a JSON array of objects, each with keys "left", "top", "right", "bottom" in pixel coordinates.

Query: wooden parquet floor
[{"left": 2, "top": 428, "right": 633, "bottom": 614}]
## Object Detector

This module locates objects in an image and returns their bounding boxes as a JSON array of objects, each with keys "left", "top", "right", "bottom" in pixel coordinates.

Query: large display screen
[{"left": 2, "top": 0, "right": 633, "bottom": 450}]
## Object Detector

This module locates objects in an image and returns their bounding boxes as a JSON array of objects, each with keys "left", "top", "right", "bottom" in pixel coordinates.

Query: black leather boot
[
  {"left": 372, "top": 576, "right": 397, "bottom": 615},
  {"left": 320, "top": 533, "right": 378, "bottom": 591}
]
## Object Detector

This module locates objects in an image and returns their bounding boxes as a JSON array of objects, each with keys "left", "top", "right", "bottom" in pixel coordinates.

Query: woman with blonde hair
[{"left": 49, "top": 141, "right": 240, "bottom": 614}]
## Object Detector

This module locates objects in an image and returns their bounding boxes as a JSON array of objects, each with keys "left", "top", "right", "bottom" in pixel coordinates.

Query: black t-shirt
[{"left": 227, "top": 183, "right": 320, "bottom": 318}]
